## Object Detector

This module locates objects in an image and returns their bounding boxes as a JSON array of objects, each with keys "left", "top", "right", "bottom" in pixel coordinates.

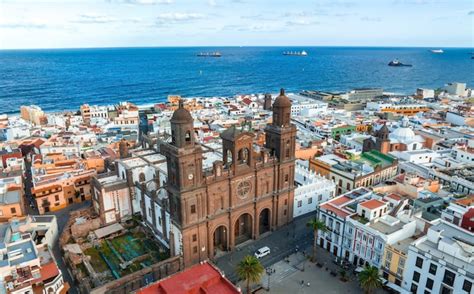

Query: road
[
  {"left": 23, "top": 155, "right": 91, "bottom": 293},
  {"left": 215, "top": 213, "right": 317, "bottom": 283},
  {"left": 46, "top": 200, "right": 91, "bottom": 294}
]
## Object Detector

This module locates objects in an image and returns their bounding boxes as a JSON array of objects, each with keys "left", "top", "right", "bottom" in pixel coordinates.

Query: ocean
[{"left": 0, "top": 46, "right": 473, "bottom": 114}]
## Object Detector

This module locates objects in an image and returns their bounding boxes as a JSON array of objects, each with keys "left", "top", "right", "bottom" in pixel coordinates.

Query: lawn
[{"left": 83, "top": 247, "right": 109, "bottom": 273}]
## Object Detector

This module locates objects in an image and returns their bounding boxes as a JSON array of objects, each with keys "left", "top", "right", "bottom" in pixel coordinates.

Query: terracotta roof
[
  {"left": 329, "top": 196, "right": 352, "bottom": 206},
  {"left": 386, "top": 193, "right": 403, "bottom": 201},
  {"left": 360, "top": 199, "right": 386, "bottom": 210},
  {"left": 136, "top": 262, "right": 239, "bottom": 294},
  {"left": 242, "top": 98, "right": 253, "bottom": 105},
  {"left": 455, "top": 195, "right": 474, "bottom": 207},
  {"left": 320, "top": 203, "right": 351, "bottom": 218}
]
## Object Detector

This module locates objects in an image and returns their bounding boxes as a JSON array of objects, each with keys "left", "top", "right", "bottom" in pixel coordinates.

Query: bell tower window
[{"left": 185, "top": 131, "right": 191, "bottom": 143}]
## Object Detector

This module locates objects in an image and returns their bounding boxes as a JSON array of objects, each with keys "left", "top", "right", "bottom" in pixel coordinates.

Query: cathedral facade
[{"left": 160, "top": 89, "right": 297, "bottom": 267}]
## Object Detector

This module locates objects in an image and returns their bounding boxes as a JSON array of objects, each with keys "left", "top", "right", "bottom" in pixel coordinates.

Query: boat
[
  {"left": 197, "top": 52, "right": 221, "bottom": 57},
  {"left": 283, "top": 50, "right": 308, "bottom": 56},
  {"left": 430, "top": 49, "right": 444, "bottom": 54},
  {"left": 388, "top": 59, "right": 412, "bottom": 67}
]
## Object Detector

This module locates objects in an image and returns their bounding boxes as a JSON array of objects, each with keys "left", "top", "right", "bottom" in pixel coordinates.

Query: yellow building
[
  {"left": 32, "top": 153, "right": 98, "bottom": 214},
  {"left": 381, "top": 237, "right": 414, "bottom": 286}
]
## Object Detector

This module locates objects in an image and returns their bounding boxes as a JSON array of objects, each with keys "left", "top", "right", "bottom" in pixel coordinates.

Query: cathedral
[{"left": 160, "top": 89, "right": 297, "bottom": 267}]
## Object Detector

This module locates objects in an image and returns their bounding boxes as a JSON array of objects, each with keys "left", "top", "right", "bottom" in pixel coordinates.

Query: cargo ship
[
  {"left": 283, "top": 50, "right": 308, "bottom": 56},
  {"left": 197, "top": 52, "right": 222, "bottom": 57}
]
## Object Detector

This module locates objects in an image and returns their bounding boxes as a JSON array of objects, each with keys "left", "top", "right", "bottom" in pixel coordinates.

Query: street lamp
[{"left": 266, "top": 267, "right": 273, "bottom": 291}]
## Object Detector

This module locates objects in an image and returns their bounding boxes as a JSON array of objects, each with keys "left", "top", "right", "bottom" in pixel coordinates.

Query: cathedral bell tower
[
  {"left": 264, "top": 89, "right": 297, "bottom": 162},
  {"left": 161, "top": 100, "right": 203, "bottom": 223}
]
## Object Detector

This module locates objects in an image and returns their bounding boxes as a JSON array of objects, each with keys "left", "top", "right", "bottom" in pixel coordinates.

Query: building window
[
  {"left": 192, "top": 234, "right": 197, "bottom": 242},
  {"left": 284, "top": 199, "right": 287, "bottom": 205},
  {"left": 55, "top": 195, "right": 59, "bottom": 201},
  {"left": 443, "top": 269, "right": 455, "bottom": 287},
  {"left": 297, "top": 200, "right": 302, "bottom": 208},
  {"left": 308, "top": 198, "right": 312, "bottom": 204},
  {"left": 11, "top": 207, "right": 16, "bottom": 214},
  {"left": 415, "top": 256, "right": 423, "bottom": 268},
  {"left": 463, "top": 280, "right": 472, "bottom": 293},
  {"left": 285, "top": 174, "right": 289, "bottom": 183},
  {"left": 413, "top": 271, "right": 420, "bottom": 283},
  {"left": 426, "top": 278, "right": 433, "bottom": 290},
  {"left": 193, "top": 246, "right": 197, "bottom": 254},
  {"left": 411, "top": 283, "right": 418, "bottom": 293},
  {"left": 283, "top": 209, "right": 287, "bottom": 216},
  {"left": 429, "top": 263, "right": 437, "bottom": 275},
  {"left": 191, "top": 205, "right": 196, "bottom": 214},
  {"left": 386, "top": 251, "right": 392, "bottom": 260}
]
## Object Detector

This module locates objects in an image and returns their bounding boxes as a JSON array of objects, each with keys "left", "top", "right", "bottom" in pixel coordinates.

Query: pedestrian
[{"left": 301, "top": 280, "right": 304, "bottom": 286}]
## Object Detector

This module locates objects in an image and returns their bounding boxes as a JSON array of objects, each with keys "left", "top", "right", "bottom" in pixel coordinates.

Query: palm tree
[
  {"left": 236, "top": 255, "right": 264, "bottom": 294},
  {"left": 358, "top": 265, "right": 383, "bottom": 294},
  {"left": 306, "top": 218, "right": 328, "bottom": 262}
]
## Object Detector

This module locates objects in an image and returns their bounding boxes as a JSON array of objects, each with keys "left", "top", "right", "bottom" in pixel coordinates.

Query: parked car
[{"left": 254, "top": 246, "right": 271, "bottom": 258}]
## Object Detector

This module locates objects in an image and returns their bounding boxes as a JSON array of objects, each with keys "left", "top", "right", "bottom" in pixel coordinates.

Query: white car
[{"left": 254, "top": 246, "right": 271, "bottom": 258}]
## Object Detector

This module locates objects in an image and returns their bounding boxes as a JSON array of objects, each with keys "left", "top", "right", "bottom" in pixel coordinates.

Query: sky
[{"left": 0, "top": 0, "right": 473, "bottom": 49}]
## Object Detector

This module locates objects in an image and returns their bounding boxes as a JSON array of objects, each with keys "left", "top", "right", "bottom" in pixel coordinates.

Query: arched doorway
[
  {"left": 234, "top": 213, "right": 252, "bottom": 245},
  {"left": 213, "top": 226, "right": 227, "bottom": 252},
  {"left": 259, "top": 208, "right": 270, "bottom": 235}
]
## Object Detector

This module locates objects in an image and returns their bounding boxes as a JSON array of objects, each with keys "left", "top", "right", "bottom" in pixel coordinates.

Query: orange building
[{"left": 32, "top": 153, "right": 98, "bottom": 213}]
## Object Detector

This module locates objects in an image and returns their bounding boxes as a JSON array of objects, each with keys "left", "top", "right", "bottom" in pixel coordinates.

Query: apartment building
[
  {"left": 0, "top": 168, "right": 25, "bottom": 222},
  {"left": 317, "top": 187, "right": 373, "bottom": 257},
  {"left": 293, "top": 159, "right": 335, "bottom": 217},
  {"left": 20, "top": 105, "right": 47, "bottom": 126},
  {"left": 32, "top": 166, "right": 95, "bottom": 214},
  {"left": 0, "top": 216, "right": 67, "bottom": 294},
  {"left": 403, "top": 221, "right": 473, "bottom": 294},
  {"left": 310, "top": 150, "right": 398, "bottom": 195}
]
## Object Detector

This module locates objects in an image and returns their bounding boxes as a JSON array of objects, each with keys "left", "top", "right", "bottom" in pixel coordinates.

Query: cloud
[
  {"left": 71, "top": 14, "right": 141, "bottom": 24},
  {"left": 207, "top": 0, "right": 217, "bottom": 7},
  {"left": 285, "top": 19, "right": 319, "bottom": 26},
  {"left": 468, "top": 11, "right": 474, "bottom": 15},
  {"left": 221, "top": 24, "right": 278, "bottom": 32},
  {"left": 392, "top": 0, "right": 442, "bottom": 5},
  {"left": 106, "top": 0, "right": 173, "bottom": 5},
  {"left": 155, "top": 13, "right": 205, "bottom": 25},
  {"left": 360, "top": 16, "right": 381, "bottom": 22},
  {"left": 0, "top": 22, "right": 47, "bottom": 29}
]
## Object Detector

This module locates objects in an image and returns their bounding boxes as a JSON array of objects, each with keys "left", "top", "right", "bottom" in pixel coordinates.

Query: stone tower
[
  {"left": 263, "top": 93, "right": 272, "bottom": 110},
  {"left": 265, "top": 88, "right": 296, "bottom": 161},
  {"left": 161, "top": 100, "right": 204, "bottom": 223},
  {"left": 375, "top": 124, "right": 390, "bottom": 154},
  {"left": 118, "top": 138, "right": 130, "bottom": 159}
]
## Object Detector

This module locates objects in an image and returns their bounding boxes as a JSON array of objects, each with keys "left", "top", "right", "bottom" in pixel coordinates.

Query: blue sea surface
[{"left": 0, "top": 47, "right": 473, "bottom": 114}]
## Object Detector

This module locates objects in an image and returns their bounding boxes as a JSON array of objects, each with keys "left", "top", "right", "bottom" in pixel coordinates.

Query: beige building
[{"left": 20, "top": 105, "right": 47, "bottom": 125}]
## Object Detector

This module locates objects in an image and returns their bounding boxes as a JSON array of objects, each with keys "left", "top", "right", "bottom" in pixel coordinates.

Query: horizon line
[{"left": 1, "top": 44, "right": 474, "bottom": 51}]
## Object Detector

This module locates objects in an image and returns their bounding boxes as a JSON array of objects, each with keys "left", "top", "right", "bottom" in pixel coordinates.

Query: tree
[
  {"left": 236, "top": 255, "right": 264, "bottom": 294},
  {"left": 358, "top": 265, "right": 383, "bottom": 294},
  {"left": 306, "top": 218, "right": 328, "bottom": 262}
]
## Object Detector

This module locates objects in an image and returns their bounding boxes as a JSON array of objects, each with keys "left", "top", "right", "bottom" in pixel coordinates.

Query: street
[
  {"left": 47, "top": 200, "right": 91, "bottom": 294},
  {"left": 215, "top": 213, "right": 317, "bottom": 283}
]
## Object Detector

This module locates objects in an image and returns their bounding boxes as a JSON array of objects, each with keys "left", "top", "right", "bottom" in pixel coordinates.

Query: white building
[
  {"left": 317, "top": 187, "right": 373, "bottom": 257},
  {"left": 416, "top": 88, "right": 435, "bottom": 98},
  {"left": 402, "top": 220, "right": 473, "bottom": 294},
  {"left": 452, "top": 141, "right": 474, "bottom": 164},
  {"left": 390, "top": 149, "right": 440, "bottom": 164},
  {"left": 293, "top": 160, "right": 335, "bottom": 218},
  {"left": 0, "top": 216, "right": 66, "bottom": 294},
  {"left": 287, "top": 93, "right": 328, "bottom": 116},
  {"left": 444, "top": 82, "right": 467, "bottom": 96}
]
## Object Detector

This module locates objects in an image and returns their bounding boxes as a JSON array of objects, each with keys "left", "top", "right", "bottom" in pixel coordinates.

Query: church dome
[
  {"left": 170, "top": 100, "right": 193, "bottom": 123},
  {"left": 273, "top": 88, "right": 292, "bottom": 108},
  {"left": 390, "top": 127, "right": 416, "bottom": 143}
]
